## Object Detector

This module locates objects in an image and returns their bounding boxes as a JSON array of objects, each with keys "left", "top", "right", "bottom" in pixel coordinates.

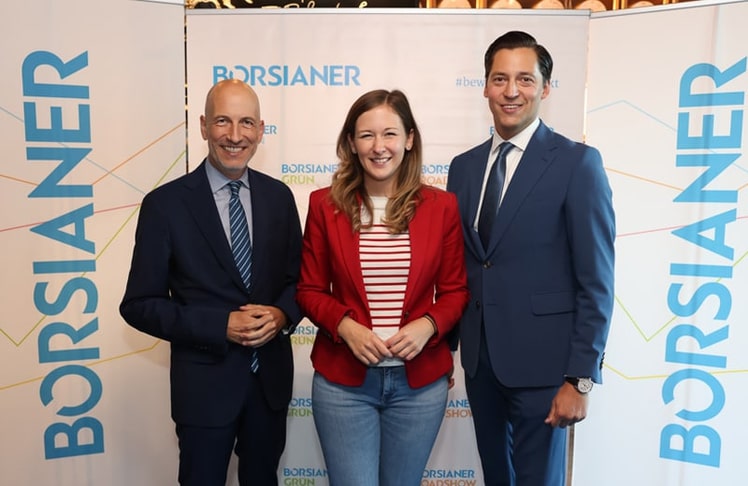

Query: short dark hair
[{"left": 484, "top": 31, "right": 553, "bottom": 85}]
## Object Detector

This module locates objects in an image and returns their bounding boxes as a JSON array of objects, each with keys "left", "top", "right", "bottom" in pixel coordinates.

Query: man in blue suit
[
  {"left": 447, "top": 31, "right": 615, "bottom": 486},
  {"left": 120, "top": 79, "right": 302, "bottom": 486}
]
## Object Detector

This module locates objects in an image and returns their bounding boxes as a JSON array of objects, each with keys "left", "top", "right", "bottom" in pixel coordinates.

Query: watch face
[{"left": 577, "top": 378, "right": 593, "bottom": 393}]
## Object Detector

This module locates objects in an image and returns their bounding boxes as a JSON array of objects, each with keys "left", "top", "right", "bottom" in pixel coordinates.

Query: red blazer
[{"left": 297, "top": 186, "right": 469, "bottom": 389}]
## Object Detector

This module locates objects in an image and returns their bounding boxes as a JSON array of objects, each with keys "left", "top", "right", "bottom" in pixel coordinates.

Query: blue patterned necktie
[
  {"left": 228, "top": 180, "right": 252, "bottom": 289},
  {"left": 228, "top": 180, "right": 259, "bottom": 373},
  {"left": 478, "top": 141, "right": 513, "bottom": 249}
]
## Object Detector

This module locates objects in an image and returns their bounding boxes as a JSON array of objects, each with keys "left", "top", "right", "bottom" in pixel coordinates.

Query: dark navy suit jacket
[
  {"left": 120, "top": 160, "right": 302, "bottom": 427},
  {"left": 447, "top": 121, "right": 615, "bottom": 387}
]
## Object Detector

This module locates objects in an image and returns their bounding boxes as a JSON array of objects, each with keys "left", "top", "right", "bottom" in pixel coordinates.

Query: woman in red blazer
[{"left": 297, "top": 89, "right": 469, "bottom": 486}]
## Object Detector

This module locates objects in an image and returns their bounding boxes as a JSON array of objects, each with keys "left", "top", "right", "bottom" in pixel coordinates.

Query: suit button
[
  {"left": 483, "top": 261, "right": 492, "bottom": 269},
  {"left": 475, "top": 300, "right": 481, "bottom": 309}
]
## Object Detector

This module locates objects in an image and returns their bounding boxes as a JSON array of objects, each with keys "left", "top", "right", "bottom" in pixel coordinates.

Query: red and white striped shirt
[{"left": 360, "top": 196, "right": 411, "bottom": 367}]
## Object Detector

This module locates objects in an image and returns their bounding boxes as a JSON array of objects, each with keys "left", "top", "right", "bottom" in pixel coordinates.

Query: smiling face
[
  {"left": 349, "top": 104, "right": 414, "bottom": 197},
  {"left": 200, "top": 79, "right": 265, "bottom": 180},
  {"left": 483, "top": 46, "right": 550, "bottom": 140}
]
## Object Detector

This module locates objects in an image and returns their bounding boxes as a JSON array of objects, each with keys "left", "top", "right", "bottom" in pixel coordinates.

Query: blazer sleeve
[
  {"left": 565, "top": 145, "right": 616, "bottom": 381},
  {"left": 119, "top": 189, "right": 231, "bottom": 351},
  {"left": 296, "top": 190, "right": 355, "bottom": 342},
  {"left": 267, "top": 183, "right": 304, "bottom": 331},
  {"left": 420, "top": 191, "right": 470, "bottom": 342}
]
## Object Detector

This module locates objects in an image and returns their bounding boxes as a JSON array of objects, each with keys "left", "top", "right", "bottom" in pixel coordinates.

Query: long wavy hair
[{"left": 329, "top": 89, "right": 423, "bottom": 234}]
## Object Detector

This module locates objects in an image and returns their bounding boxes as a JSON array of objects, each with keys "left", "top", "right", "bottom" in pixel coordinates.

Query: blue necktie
[
  {"left": 478, "top": 142, "right": 513, "bottom": 249},
  {"left": 228, "top": 180, "right": 259, "bottom": 373}
]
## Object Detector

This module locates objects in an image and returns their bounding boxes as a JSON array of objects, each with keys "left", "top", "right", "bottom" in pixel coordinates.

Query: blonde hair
[{"left": 329, "top": 89, "right": 423, "bottom": 234}]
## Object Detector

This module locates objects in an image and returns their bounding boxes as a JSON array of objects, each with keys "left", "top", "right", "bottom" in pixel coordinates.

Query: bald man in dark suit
[{"left": 121, "top": 79, "right": 302, "bottom": 486}]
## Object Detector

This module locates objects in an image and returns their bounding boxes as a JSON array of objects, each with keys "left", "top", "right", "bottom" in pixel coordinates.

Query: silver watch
[{"left": 566, "top": 376, "right": 593, "bottom": 394}]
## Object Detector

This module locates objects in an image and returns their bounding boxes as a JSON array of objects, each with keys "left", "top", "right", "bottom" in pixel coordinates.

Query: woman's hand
[
  {"left": 337, "top": 316, "right": 392, "bottom": 365},
  {"left": 386, "top": 317, "right": 436, "bottom": 361}
]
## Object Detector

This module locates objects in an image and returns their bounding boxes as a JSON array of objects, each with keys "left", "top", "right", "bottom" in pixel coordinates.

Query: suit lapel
[
  {"left": 182, "top": 161, "right": 245, "bottom": 290},
  {"left": 334, "top": 206, "right": 369, "bottom": 310},
  {"left": 490, "top": 122, "right": 556, "bottom": 248},
  {"left": 463, "top": 140, "right": 493, "bottom": 257},
  {"left": 403, "top": 196, "right": 428, "bottom": 312},
  {"left": 247, "top": 168, "right": 277, "bottom": 294}
]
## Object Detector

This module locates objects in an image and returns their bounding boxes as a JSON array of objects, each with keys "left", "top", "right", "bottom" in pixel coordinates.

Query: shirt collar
[
  {"left": 205, "top": 159, "right": 248, "bottom": 195},
  {"left": 490, "top": 117, "right": 541, "bottom": 156}
]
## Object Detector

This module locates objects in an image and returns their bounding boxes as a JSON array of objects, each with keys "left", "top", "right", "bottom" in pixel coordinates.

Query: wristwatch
[{"left": 565, "top": 376, "right": 593, "bottom": 394}]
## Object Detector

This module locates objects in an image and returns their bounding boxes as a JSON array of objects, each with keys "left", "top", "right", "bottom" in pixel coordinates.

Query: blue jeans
[{"left": 312, "top": 367, "right": 448, "bottom": 486}]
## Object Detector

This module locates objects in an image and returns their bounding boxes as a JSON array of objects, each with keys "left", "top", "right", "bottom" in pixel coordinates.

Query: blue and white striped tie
[
  {"left": 228, "top": 180, "right": 259, "bottom": 373},
  {"left": 228, "top": 180, "right": 252, "bottom": 290}
]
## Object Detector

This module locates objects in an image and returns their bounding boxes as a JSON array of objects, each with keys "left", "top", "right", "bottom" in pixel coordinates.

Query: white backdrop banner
[
  {"left": 186, "top": 9, "right": 589, "bottom": 486},
  {"left": 1, "top": 0, "right": 185, "bottom": 485},
  {"left": 13, "top": 3, "right": 743, "bottom": 485},
  {"left": 576, "top": 1, "right": 748, "bottom": 485}
]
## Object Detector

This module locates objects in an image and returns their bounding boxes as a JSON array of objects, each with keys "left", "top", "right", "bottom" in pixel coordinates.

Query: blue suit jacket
[
  {"left": 447, "top": 121, "right": 615, "bottom": 387},
  {"left": 120, "top": 160, "right": 302, "bottom": 426}
]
